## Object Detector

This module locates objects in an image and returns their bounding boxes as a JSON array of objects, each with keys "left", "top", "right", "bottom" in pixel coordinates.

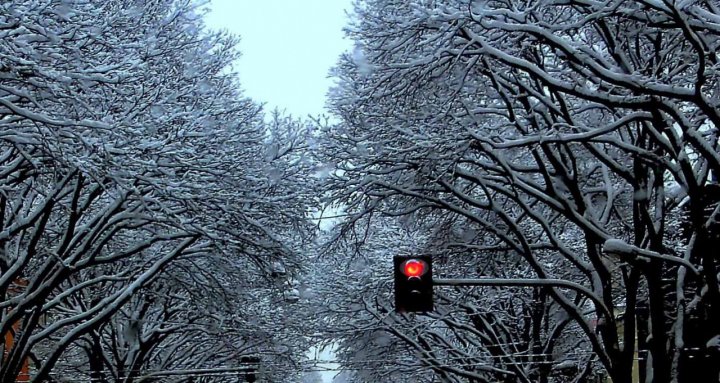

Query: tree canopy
[
  {"left": 318, "top": 0, "right": 720, "bottom": 382},
  {"left": 0, "top": 0, "right": 316, "bottom": 381},
  {"left": 3, "top": 0, "right": 720, "bottom": 382}
]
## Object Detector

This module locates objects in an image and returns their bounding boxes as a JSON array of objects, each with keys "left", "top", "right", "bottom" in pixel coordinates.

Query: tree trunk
[{"left": 88, "top": 332, "right": 107, "bottom": 383}]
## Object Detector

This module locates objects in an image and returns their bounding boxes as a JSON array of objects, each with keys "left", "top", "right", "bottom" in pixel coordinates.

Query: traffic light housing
[
  {"left": 239, "top": 356, "right": 259, "bottom": 382},
  {"left": 394, "top": 255, "right": 433, "bottom": 313}
]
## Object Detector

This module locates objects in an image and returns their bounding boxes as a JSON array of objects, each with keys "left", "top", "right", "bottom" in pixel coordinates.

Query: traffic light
[
  {"left": 240, "top": 356, "right": 260, "bottom": 382},
  {"left": 394, "top": 255, "right": 433, "bottom": 313}
]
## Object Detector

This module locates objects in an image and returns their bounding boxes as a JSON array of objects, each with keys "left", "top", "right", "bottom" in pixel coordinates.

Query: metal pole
[{"left": 433, "top": 278, "right": 612, "bottom": 319}]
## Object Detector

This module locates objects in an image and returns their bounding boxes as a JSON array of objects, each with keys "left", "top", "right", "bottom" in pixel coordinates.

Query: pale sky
[
  {"left": 205, "top": 3, "right": 354, "bottom": 380},
  {"left": 204, "top": 0, "right": 354, "bottom": 117}
]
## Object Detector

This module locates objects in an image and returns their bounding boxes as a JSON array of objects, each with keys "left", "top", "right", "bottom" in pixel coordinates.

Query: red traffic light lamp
[
  {"left": 401, "top": 259, "right": 428, "bottom": 278},
  {"left": 394, "top": 255, "right": 433, "bottom": 313}
]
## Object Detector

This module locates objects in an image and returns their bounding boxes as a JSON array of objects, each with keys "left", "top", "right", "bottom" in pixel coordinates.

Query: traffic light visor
[{"left": 401, "top": 259, "right": 428, "bottom": 278}]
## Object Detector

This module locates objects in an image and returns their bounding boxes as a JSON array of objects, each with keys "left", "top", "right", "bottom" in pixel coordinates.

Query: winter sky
[
  {"left": 205, "top": 0, "right": 354, "bottom": 118},
  {"left": 205, "top": 1, "right": 354, "bottom": 381}
]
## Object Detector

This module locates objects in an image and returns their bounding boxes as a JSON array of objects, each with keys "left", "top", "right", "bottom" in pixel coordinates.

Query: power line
[
  {"left": 48, "top": 350, "right": 608, "bottom": 381},
  {"left": 50, "top": 358, "right": 595, "bottom": 382}
]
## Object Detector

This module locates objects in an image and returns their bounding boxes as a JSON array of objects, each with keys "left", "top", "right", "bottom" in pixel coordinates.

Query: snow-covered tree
[
  {"left": 321, "top": 0, "right": 720, "bottom": 382},
  {"left": 0, "top": 0, "right": 316, "bottom": 381}
]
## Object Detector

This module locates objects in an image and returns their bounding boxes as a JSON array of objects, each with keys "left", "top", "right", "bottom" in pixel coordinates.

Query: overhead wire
[
  {"left": 49, "top": 358, "right": 596, "bottom": 382},
  {"left": 47, "top": 349, "right": 612, "bottom": 380}
]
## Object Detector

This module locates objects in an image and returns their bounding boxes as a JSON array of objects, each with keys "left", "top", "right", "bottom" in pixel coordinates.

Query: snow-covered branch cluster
[
  {"left": 319, "top": 0, "right": 720, "bottom": 381},
  {"left": 0, "top": 1, "right": 317, "bottom": 381}
]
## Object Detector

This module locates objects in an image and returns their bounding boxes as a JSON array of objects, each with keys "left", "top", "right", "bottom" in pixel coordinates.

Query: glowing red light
[{"left": 402, "top": 259, "right": 427, "bottom": 278}]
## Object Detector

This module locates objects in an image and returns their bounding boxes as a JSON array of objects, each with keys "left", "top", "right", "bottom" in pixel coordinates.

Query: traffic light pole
[{"left": 433, "top": 278, "right": 611, "bottom": 319}]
